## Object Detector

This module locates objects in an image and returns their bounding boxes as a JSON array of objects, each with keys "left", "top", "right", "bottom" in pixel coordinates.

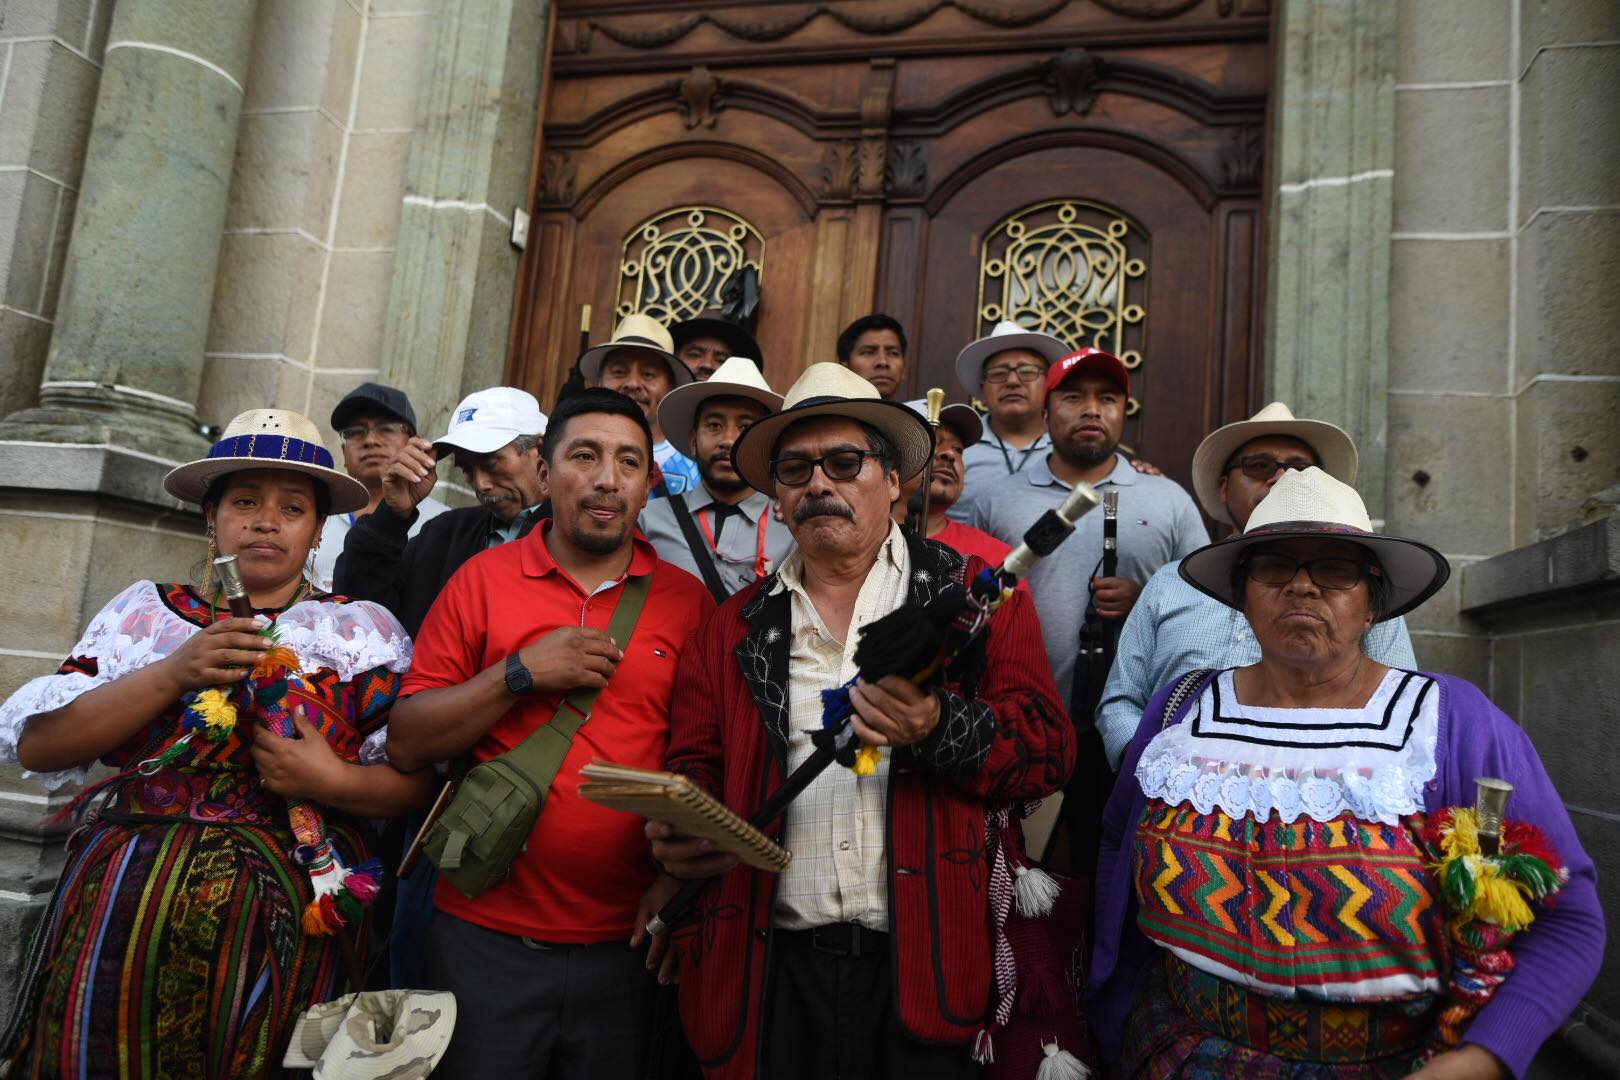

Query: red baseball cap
[{"left": 1045, "top": 347, "right": 1130, "bottom": 398}]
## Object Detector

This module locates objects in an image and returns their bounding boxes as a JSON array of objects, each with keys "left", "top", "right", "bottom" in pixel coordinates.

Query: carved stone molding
[
  {"left": 1045, "top": 47, "right": 1104, "bottom": 117},
  {"left": 538, "top": 151, "right": 576, "bottom": 205},
  {"left": 676, "top": 65, "right": 723, "bottom": 128},
  {"left": 884, "top": 140, "right": 927, "bottom": 198},
  {"left": 1217, "top": 124, "right": 1263, "bottom": 190}
]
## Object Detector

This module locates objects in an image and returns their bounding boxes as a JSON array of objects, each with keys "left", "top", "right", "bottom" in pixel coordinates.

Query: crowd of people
[{"left": 0, "top": 307, "right": 1603, "bottom": 1080}]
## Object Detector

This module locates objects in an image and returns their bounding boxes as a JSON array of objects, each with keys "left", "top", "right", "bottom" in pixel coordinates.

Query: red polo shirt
[
  {"left": 402, "top": 520, "right": 715, "bottom": 942},
  {"left": 933, "top": 519, "right": 1012, "bottom": 567}
]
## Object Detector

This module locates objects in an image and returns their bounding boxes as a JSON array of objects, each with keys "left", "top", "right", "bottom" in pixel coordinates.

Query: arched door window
[
  {"left": 977, "top": 199, "right": 1148, "bottom": 413},
  {"left": 616, "top": 206, "right": 765, "bottom": 323}
]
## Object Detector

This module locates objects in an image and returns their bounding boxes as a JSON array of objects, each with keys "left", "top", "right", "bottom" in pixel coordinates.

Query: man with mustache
[
  {"left": 1096, "top": 403, "right": 1416, "bottom": 768},
  {"left": 646, "top": 364, "right": 1071, "bottom": 1079},
  {"left": 580, "top": 313, "right": 702, "bottom": 496},
  {"left": 334, "top": 386, "right": 549, "bottom": 637},
  {"left": 311, "top": 382, "right": 450, "bottom": 592},
  {"left": 890, "top": 398, "right": 1013, "bottom": 567},
  {"left": 388, "top": 389, "right": 716, "bottom": 1078},
  {"left": 639, "top": 356, "right": 796, "bottom": 601},
  {"left": 835, "top": 313, "right": 908, "bottom": 399}
]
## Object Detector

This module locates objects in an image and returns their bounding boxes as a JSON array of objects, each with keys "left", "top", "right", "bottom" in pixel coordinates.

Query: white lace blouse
[{"left": 0, "top": 580, "right": 413, "bottom": 790}]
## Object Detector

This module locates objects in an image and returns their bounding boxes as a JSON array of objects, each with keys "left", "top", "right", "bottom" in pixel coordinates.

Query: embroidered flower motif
[
  {"left": 764, "top": 627, "right": 782, "bottom": 644},
  {"left": 1343, "top": 771, "right": 1377, "bottom": 820},
  {"left": 1299, "top": 773, "right": 1342, "bottom": 820},
  {"left": 1136, "top": 752, "right": 1171, "bottom": 797},
  {"left": 1191, "top": 771, "right": 1222, "bottom": 814},
  {"left": 1270, "top": 774, "right": 1302, "bottom": 822},
  {"left": 1371, "top": 765, "right": 1416, "bottom": 823},
  {"left": 1218, "top": 773, "right": 1250, "bottom": 819},
  {"left": 1166, "top": 762, "right": 1199, "bottom": 803},
  {"left": 1248, "top": 775, "right": 1274, "bottom": 820}
]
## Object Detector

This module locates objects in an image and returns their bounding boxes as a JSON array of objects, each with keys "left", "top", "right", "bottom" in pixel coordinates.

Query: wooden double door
[{"left": 510, "top": 0, "right": 1272, "bottom": 490}]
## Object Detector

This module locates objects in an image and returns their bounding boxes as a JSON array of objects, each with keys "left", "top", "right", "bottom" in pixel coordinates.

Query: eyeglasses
[
  {"left": 983, "top": 363, "right": 1046, "bottom": 385},
  {"left": 340, "top": 421, "right": 408, "bottom": 442},
  {"left": 770, "top": 450, "right": 881, "bottom": 488},
  {"left": 1243, "top": 552, "right": 1374, "bottom": 591},
  {"left": 1224, "top": 454, "right": 1315, "bottom": 482}
]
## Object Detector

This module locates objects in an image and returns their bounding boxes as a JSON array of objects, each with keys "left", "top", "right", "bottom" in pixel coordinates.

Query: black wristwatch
[{"left": 504, "top": 654, "right": 534, "bottom": 695}]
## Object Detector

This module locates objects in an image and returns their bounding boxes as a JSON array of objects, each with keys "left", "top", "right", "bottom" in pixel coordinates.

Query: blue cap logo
[{"left": 457, "top": 407, "right": 477, "bottom": 423}]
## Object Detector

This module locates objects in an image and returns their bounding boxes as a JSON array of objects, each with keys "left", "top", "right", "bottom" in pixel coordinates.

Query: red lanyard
[{"left": 697, "top": 505, "right": 772, "bottom": 581}]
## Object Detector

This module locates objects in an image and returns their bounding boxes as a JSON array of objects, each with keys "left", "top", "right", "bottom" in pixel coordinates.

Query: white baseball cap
[{"left": 433, "top": 387, "right": 548, "bottom": 455}]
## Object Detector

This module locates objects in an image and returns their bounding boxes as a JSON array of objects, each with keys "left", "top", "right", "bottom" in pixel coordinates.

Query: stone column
[
  {"left": 378, "top": 0, "right": 548, "bottom": 444},
  {"left": 1264, "top": 0, "right": 1396, "bottom": 519},
  {"left": 0, "top": 0, "right": 260, "bottom": 458}
]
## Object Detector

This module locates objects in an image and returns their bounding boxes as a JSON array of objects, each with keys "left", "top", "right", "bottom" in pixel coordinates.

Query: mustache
[
  {"left": 792, "top": 496, "right": 854, "bottom": 524},
  {"left": 477, "top": 491, "right": 515, "bottom": 510}
]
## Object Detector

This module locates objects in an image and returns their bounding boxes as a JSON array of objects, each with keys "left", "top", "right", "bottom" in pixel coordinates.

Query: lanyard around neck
[
  {"left": 697, "top": 504, "right": 771, "bottom": 581},
  {"left": 996, "top": 430, "right": 1042, "bottom": 476}
]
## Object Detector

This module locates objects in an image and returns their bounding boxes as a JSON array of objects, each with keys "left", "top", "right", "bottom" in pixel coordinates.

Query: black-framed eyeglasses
[
  {"left": 340, "top": 421, "right": 408, "bottom": 442},
  {"left": 1243, "top": 552, "right": 1375, "bottom": 591},
  {"left": 770, "top": 449, "right": 881, "bottom": 488},
  {"left": 983, "top": 363, "right": 1046, "bottom": 385},
  {"left": 1224, "top": 453, "right": 1315, "bottom": 482}
]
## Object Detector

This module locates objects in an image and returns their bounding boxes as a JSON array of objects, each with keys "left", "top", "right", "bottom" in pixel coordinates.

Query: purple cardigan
[{"left": 1085, "top": 670, "right": 1604, "bottom": 1079}]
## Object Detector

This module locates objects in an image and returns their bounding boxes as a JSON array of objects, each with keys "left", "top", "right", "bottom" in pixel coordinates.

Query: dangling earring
[{"left": 203, "top": 523, "right": 219, "bottom": 595}]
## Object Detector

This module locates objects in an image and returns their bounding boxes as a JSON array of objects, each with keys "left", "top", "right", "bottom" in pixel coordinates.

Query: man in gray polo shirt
[
  {"left": 968, "top": 348, "right": 1208, "bottom": 708},
  {"left": 639, "top": 356, "right": 795, "bottom": 602}
]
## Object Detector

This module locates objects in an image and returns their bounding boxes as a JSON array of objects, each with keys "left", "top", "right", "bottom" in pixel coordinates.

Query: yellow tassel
[
  {"left": 1441, "top": 808, "right": 1482, "bottom": 859},
  {"left": 1471, "top": 861, "right": 1536, "bottom": 930},
  {"left": 853, "top": 746, "right": 882, "bottom": 777},
  {"left": 193, "top": 688, "right": 238, "bottom": 739}
]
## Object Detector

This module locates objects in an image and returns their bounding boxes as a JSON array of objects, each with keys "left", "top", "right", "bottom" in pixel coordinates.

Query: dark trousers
[
  {"left": 762, "top": 924, "right": 979, "bottom": 1080},
  {"left": 423, "top": 911, "right": 655, "bottom": 1080}
]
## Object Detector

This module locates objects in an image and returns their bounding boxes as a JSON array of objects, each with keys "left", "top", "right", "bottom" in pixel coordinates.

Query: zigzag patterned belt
[{"left": 1164, "top": 954, "right": 1438, "bottom": 1064}]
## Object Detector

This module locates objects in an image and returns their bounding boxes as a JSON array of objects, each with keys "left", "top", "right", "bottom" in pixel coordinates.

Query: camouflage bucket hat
[{"left": 282, "top": 989, "right": 457, "bottom": 1079}]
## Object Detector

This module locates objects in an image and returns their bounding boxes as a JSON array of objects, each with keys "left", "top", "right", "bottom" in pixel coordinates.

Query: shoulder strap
[
  {"left": 500, "top": 572, "right": 654, "bottom": 784},
  {"left": 1159, "top": 667, "right": 1216, "bottom": 732},
  {"left": 668, "top": 494, "right": 731, "bottom": 605}
]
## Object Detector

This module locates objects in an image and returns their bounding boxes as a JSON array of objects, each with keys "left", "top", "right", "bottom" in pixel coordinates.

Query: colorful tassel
[
  {"left": 180, "top": 688, "right": 239, "bottom": 742},
  {"left": 1036, "top": 1041, "right": 1091, "bottom": 1080},
  {"left": 970, "top": 1027, "right": 996, "bottom": 1065},
  {"left": 1014, "top": 863, "right": 1060, "bottom": 917},
  {"left": 852, "top": 745, "right": 882, "bottom": 777},
  {"left": 295, "top": 845, "right": 383, "bottom": 937}
]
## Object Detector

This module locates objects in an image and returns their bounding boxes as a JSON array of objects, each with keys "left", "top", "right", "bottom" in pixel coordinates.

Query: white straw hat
[
  {"left": 1179, "top": 467, "right": 1449, "bottom": 620},
  {"left": 729, "top": 363, "right": 934, "bottom": 496},
  {"left": 953, "top": 319, "right": 1071, "bottom": 395},
  {"left": 657, "top": 356, "right": 783, "bottom": 453},
  {"left": 1191, "top": 402, "right": 1358, "bottom": 524},
  {"left": 163, "top": 409, "right": 370, "bottom": 514},
  {"left": 577, "top": 313, "right": 693, "bottom": 387}
]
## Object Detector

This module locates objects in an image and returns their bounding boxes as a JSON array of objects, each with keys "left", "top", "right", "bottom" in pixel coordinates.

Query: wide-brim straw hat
[
  {"left": 903, "top": 398, "right": 984, "bottom": 449},
  {"left": 577, "top": 313, "right": 694, "bottom": 387},
  {"left": 282, "top": 989, "right": 456, "bottom": 1077},
  {"left": 657, "top": 356, "right": 783, "bottom": 453},
  {"left": 730, "top": 362, "right": 934, "bottom": 496},
  {"left": 953, "top": 319, "right": 1071, "bottom": 395},
  {"left": 1192, "top": 402, "right": 1359, "bottom": 524},
  {"left": 164, "top": 409, "right": 370, "bottom": 514},
  {"left": 1179, "top": 466, "right": 1449, "bottom": 621}
]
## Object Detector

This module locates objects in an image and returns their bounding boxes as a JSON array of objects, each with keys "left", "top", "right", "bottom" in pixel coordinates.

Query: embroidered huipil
[
  {"left": 771, "top": 522, "right": 910, "bottom": 932},
  {"left": 1130, "top": 669, "right": 1447, "bottom": 1001}
]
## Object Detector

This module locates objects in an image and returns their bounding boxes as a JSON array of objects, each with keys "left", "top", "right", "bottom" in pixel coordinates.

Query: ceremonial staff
[
  {"left": 1059, "top": 489, "right": 1120, "bottom": 873},
  {"left": 907, "top": 388, "right": 944, "bottom": 534},
  {"left": 647, "top": 482, "right": 1102, "bottom": 935}
]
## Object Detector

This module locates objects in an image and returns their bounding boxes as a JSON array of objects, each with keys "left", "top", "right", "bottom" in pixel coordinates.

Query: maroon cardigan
[{"left": 664, "top": 532, "right": 1073, "bottom": 1079}]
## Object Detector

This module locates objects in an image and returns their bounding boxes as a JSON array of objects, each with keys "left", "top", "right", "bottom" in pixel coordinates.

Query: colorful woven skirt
[
  {"left": 1, "top": 812, "right": 366, "bottom": 1079},
  {"left": 1120, "top": 955, "right": 1438, "bottom": 1079}
]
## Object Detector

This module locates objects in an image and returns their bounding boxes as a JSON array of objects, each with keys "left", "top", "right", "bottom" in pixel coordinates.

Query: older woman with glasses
[{"left": 1088, "top": 468, "right": 1603, "bottom": 1080}]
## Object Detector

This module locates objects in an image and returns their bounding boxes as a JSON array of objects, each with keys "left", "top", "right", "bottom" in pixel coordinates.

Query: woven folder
[{"left": 578, "top": 761, "right": 791, "bottom": 873}]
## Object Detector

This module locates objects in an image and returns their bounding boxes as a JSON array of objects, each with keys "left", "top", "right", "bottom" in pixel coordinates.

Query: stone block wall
[
  {"left": 203, "top": 0, "right": 437, "bottom": 447},
  {"left": 0, "top": 1, "right": 113, "bottom": 419}
]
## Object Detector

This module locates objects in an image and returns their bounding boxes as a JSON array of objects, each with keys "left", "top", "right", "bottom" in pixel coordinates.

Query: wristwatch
[{"left": 504, "top": 654, "right": 534, "bottom": 695}]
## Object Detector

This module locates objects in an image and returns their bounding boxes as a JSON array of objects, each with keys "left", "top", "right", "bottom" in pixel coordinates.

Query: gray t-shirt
[
  {"left": 951, "top": 422, "right": 1051, "bottom": 524},
  {"left": 968, "top": 452, "right": 1209, "bottom": 706},
  {"left": 639, "top": 487, "right": 796, "bottom": 598}
]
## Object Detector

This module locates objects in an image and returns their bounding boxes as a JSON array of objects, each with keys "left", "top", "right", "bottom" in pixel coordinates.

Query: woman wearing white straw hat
[
  {"left": 0, "top": 410, "right": 433, "bottom": 1078},
  {"left": 1088, "top": 468, "right": 1603, "bottom": 1080}
]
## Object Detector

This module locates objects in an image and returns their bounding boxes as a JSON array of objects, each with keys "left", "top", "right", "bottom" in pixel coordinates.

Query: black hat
[
  {"left": 330, "top": 382, "right": 418, "bottom": 432},
  {"left": 671, "top": 309, "right": 763, "bottom": 364}
]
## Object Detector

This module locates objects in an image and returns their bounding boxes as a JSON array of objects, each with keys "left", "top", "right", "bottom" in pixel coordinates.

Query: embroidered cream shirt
[{"left": 771, "top": 521, "right": 911, "bottom": 932}]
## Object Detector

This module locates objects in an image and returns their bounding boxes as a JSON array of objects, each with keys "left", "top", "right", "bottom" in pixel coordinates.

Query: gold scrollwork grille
[
  {"left": 977, "top": 199, "right": 1148, "bottom": 414},
  {"left": 615, "top": 206, "right": 765, "bottom": 324}
]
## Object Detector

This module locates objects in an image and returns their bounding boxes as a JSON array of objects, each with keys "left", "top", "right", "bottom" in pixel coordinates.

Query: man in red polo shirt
[
  {"left": 388, "top": 388, "right": 715, "bottom": 1079},
  {"left": 891, "top": 397, "right": 1014, "bottom": 567}
]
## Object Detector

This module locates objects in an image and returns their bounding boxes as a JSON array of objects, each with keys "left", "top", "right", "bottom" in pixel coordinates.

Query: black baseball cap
[
  {"left": 330, "top": 382, "right": 418, "bottom": 432},
  {"left": 671, "top": 310, "right": 763, "bottom": 363}
]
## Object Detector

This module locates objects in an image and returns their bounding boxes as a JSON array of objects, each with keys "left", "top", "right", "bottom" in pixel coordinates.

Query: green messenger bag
[{"left": 421, "top": 573, "right": 651, "bottom": 899}]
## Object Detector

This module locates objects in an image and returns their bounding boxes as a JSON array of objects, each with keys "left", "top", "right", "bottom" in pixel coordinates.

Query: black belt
[{"left": 781, "top": 922, "right": 888, "bottom": 958}]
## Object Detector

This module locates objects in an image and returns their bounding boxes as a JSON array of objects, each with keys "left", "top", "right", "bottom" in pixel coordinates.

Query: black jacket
[{"left": 332, "top": 502, "right": 548, "bottom": 636}]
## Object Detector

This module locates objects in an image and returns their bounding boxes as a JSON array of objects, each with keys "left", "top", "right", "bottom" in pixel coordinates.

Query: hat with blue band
[{"left": 164, "top": 409, "right": 371, "bottom": 513}]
